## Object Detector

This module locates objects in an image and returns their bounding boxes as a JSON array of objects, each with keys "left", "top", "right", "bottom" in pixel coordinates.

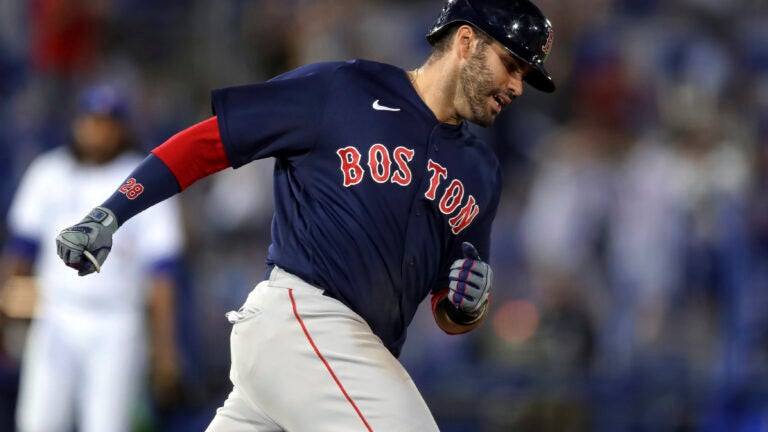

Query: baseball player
[
  {"left": 54, "top": 0, "right": 555, "bottom": 430},
  {"left": 4, "top": 83, "right": 184, "bottom": 431}
]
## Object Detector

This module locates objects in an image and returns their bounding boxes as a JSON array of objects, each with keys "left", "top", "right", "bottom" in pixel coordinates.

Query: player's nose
[{"left": 507, "top": 72, "right": 524, "bottom": 99}]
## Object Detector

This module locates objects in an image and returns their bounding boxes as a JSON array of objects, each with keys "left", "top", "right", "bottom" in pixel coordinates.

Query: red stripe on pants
[{"left": 288, "top": 289, "right": 373, "bottom": 431}]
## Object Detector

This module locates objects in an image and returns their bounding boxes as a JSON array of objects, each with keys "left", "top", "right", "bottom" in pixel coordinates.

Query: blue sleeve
[
  {"left": 101, "top": 154, "right": 181, "bottom": 226},
  {"left": 211, "top": 63, "right": 337, "bottom": 168}
]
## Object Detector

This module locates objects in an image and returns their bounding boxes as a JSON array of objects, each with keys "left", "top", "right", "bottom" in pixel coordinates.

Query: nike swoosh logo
[{"left": 372, "top": 99, "right": 401, "bottom": 112}]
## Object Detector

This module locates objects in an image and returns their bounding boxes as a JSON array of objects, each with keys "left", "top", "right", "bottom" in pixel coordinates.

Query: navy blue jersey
[{"left": 211, "top": 60, "right": 502, "bottom": 356}]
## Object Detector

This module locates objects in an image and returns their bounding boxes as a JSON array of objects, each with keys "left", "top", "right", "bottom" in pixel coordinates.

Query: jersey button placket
[{"left": 401, "top": 126, "right": 440, "bottom": 276}]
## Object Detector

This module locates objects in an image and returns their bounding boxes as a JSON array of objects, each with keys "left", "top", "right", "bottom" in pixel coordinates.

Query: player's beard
[{"left": 459, "top": 44, "right": 499, "bottom": 127}]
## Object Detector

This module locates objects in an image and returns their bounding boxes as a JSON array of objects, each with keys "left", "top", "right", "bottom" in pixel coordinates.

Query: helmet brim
[
  {"left": 523, "top": 61, "right": 555, "bottom": 93},
  {"left": 503, "top": 45, "right": 555, "bottom": 93}
]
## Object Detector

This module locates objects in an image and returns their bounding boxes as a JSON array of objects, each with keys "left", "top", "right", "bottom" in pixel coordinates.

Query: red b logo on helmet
[{"left": 542, "top": 27, "right": 554, "bottom": 57}]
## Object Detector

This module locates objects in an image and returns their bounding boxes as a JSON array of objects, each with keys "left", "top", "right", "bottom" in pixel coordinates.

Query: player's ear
[{"left": 454, "top": 25, "right": 476, "bottom": 60}]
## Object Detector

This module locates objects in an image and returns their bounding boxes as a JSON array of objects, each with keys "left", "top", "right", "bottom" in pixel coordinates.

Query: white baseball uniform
[{"left": 8, "top": 147, "right": 183, "bottom": 432}]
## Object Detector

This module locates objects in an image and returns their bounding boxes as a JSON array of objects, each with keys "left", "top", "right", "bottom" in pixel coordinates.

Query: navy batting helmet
[{"left": 426, "top": 0, "right": 555, "bottom": 93}]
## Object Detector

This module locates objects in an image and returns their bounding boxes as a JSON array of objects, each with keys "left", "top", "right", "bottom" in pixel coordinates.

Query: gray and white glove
[
  {"left": 56, "top": 206, "right": 119, "bottom": 276},
  {"left": 447, "top": 242, "right": 492, "bottom": 320}
]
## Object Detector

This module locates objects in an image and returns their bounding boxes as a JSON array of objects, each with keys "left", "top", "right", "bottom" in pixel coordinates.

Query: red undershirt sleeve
[{"left": 151, "top": 116, "right": 231, "bottom": 190}]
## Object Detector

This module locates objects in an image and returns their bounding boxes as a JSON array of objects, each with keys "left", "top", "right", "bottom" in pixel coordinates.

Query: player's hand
[
  {"left": 56, "top": 207, "right": 119, "bottom": 276},
  {"left": 447, "top": 242, "right": 492, "bottom": 318}
]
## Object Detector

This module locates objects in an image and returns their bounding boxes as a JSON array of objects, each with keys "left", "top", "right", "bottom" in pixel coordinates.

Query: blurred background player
[{"left": 0, "top": 83, "right": 184, "bottom": 432}]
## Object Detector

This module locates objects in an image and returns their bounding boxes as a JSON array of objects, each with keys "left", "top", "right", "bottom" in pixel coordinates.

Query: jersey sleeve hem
[{"left": 210, "top": 92, "right": 242, "bottom": 168}]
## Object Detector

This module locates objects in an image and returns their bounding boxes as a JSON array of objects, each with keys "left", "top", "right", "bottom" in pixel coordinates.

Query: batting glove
[
  {"left": 56, "top": 206, "right": 119, "bottom": 276},
  {"left": 447, "top": 242, "right": 492, "bottom": 319}
]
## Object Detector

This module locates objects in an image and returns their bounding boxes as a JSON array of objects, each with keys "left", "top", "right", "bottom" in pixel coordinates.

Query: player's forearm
[
  {"left": 101, "top": 116, "right": 230, "bottom": 226},
  {"left": 100, "top": 155, "right": 180, "bottom": 226},
  {"left": 56, "top": 116, "right": 229, "bottom": 275}
]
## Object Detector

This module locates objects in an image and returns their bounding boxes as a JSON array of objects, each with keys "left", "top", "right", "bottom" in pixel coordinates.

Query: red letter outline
[
  {"left": 448, "top": 195, "right": 480, "bottom": 234},
  {"left": 368, "top": 144, "right": 392, "bottom": 184},
  {"left": 439, "top": 179, "right": 465, "bottom": 215},
  {"left": 424, "top": 159, "right": 448, "bottom": 200},
  {"left": 337, "top": 147, "right": 365, "bottom": 187},
  {"left": 391, "top": 146, "right": 414, "bottom": 186}
]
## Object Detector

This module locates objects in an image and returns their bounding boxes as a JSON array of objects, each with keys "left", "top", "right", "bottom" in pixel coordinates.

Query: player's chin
[
  {"left": 465, "top": 100, "right": 499, "bottom": 127},
  {"left": 481, "top": 99, "right": 504, "bottom": 125},
  {"left": 473, "top": 109, "right": 498, "bottom": 127},
  {"left": 470, "top": 116, "right": 496, "bottom": 128}
]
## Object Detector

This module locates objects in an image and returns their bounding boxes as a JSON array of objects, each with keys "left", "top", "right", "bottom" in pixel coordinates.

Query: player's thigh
[
  {"left": 231, "top": 286, "right": 438, "bottom": 432},
  {"left": 16, "top": 318, "right": 78, "bottom": 432},
  {"left": 206, "top": 385, "right": 282, "bottom": 432},
  {"left": 79, "top": 321, "right": 144, "bottom": 432}
]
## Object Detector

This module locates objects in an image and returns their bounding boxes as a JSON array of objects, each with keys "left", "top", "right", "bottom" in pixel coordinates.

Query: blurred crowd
[{"left": 1, "top": 0, "right": 768, "bottom": 431}]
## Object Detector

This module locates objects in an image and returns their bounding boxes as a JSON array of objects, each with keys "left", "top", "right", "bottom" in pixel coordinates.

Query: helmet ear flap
[{"left": 426, "top": 0, "right": 556, "bottom": 93}]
